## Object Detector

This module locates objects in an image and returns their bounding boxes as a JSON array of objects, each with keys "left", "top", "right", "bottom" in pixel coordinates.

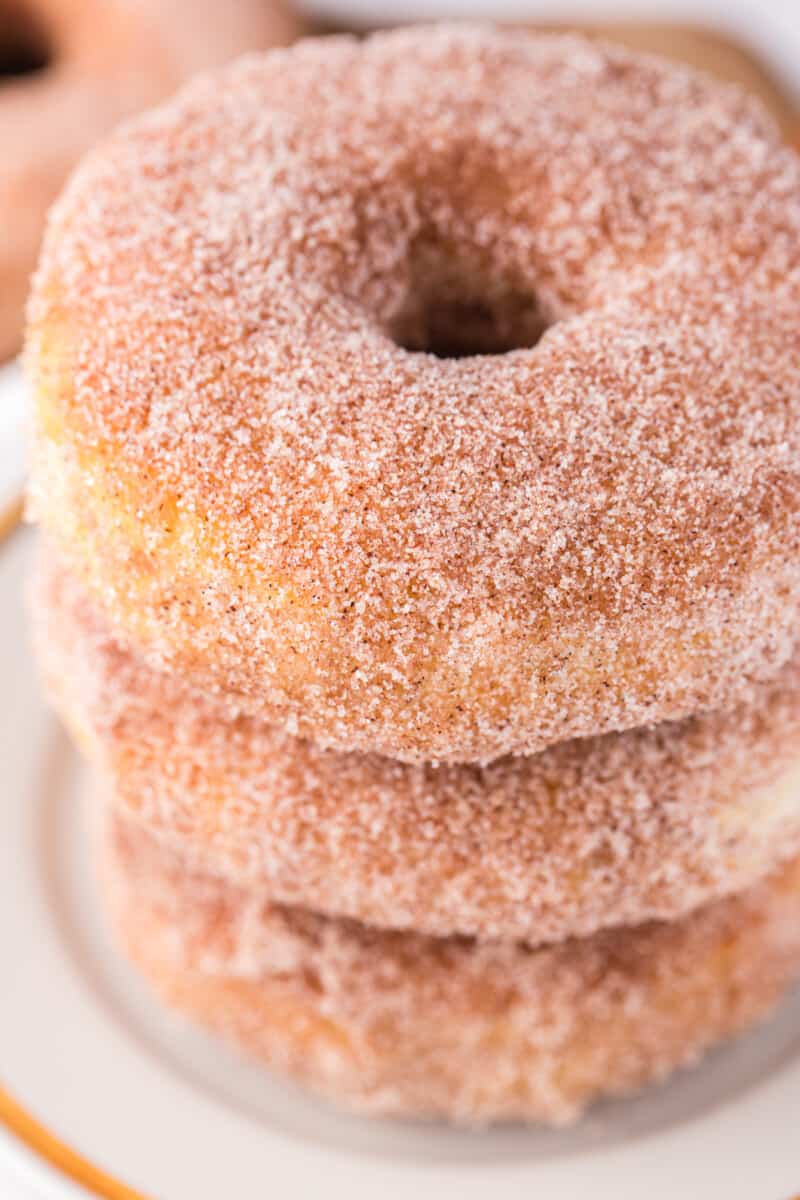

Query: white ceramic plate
[
  {"left": 2, "top": 529, "right": 800, "bottom": 1199},
  {"left": 0, "top": 363, "right": 28, "bottom": 529}
]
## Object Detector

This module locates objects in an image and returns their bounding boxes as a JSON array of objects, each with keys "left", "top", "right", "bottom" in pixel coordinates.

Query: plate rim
[
  {"left": 0, "top": 1086, "right": 146, "bottom": 1200},
  {"left": 0, "top": 524, "right": 146, "bottom": 1199}
]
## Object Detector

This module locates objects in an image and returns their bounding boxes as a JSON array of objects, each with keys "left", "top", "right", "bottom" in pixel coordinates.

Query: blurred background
[{"left": 307, "top": 0, "right": 800, "bottom": 105}]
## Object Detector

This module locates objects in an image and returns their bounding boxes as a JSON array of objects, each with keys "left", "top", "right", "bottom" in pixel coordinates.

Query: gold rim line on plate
[
  {"left": 0, "top": 1086, "right": 149, "bottom": 1200},
  {"left": 0, "top": 497, "right": 144, "bottom": 1198},
  {"left": 0, "top": 451, "right": 142, "bottom": 1200},
  {"left": 0, "top": 494, "right": 148, "bottom": 1197}
]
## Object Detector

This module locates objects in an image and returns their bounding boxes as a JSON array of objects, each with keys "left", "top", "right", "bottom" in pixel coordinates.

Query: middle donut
[{"left": 34, "top": 550, "right": 800, "bottom": 944}]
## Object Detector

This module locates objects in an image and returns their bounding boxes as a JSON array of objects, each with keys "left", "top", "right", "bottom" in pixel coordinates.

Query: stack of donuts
[{"left": 27, "top": 26, "right": 800, "bottom": 1124}]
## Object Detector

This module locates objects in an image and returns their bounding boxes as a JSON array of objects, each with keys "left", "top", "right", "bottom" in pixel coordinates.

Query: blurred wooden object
[
  {"left": 317, "top": 16, "right": 798, "bottom": 136},
  {"left": 0, "top": 495, "right": 23, "bottom": 545},
  {"left": 558, "top": 24, "right": 797, "bottom": 136}
]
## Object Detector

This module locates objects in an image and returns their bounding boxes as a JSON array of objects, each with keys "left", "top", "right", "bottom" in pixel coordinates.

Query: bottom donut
[{"left": 99, "top": 807, "right": 800, "bottom": 1125}]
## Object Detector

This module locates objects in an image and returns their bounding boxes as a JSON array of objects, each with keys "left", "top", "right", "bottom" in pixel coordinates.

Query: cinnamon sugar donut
[
  {"left": 27, "top": 27, "right": 800, "bottom": 763},
  {"left": 0, "top": 0, "right": 299, "bottom": 361},
  {"left": 36, "top": 551, "right": 800, "bottom": 943},
  {"left": 101, "top": 808, "right": 800, "bottom": 1125}
]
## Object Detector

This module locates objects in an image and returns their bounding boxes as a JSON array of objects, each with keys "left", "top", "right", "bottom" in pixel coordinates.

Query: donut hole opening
[
  {"left": 389, "top": 284, "right": 552, "bottom": 359},
  {"left": 0, "top": 4, "right": 51, "bottom": 79}
]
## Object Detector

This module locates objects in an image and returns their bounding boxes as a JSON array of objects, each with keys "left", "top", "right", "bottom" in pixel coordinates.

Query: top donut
[{"left": 27, "top": 26, "right": 800, "bottom": 763}]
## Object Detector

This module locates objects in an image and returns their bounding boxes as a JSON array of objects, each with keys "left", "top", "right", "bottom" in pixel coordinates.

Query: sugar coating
[
  {"left": 27, "top": 26, "right": 800, "bottom": 763},
  {"left": 102, "top": 807, "right": 800, "bottom": 1124},
  {"left": 36, "top": 550, "right": 800, "bottom": 943}
]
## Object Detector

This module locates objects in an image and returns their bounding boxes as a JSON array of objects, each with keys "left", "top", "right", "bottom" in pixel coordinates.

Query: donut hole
[
  {"left": 388, "top": 249, "right": 553, "bottom": 358},
  {"left": 391, "top": 291, "right": 551, "bottom": 359},
  {"left": 0, "top": 4, "right": 51, "bottom": 79}
]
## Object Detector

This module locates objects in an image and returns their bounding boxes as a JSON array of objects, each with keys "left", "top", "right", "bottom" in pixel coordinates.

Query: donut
[
  {"left": 100, "top": 807, "right": 800, "bottom": 1125},
  {"left": 0, "top": 0, "right": 299, "bottom": 361},
  {"left": 26, "top": 27, "right": 800, "bottom": 763},
  {"left": 35, "top": 550, "right": 800, "bottom": 943}
]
